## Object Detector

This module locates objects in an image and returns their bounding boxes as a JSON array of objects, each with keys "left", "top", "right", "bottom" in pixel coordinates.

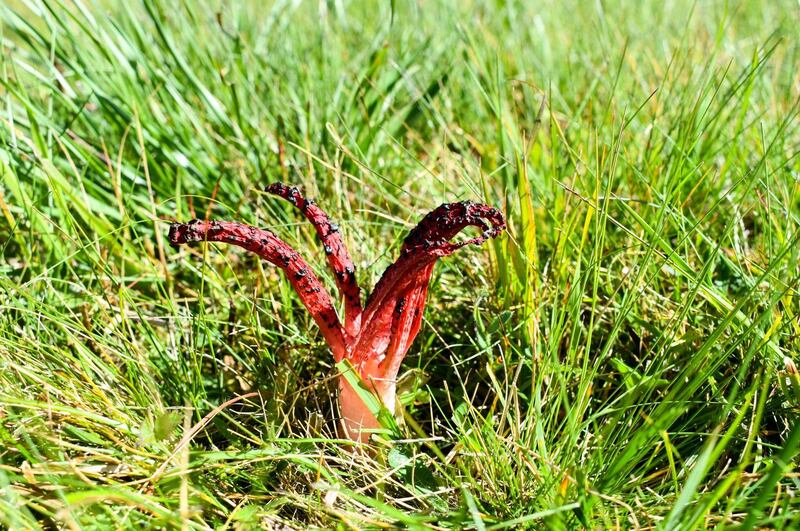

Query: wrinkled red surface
[
  {"left": 265, "top": 183, "right": 362, "bottom": 337},
  {"left": 168, "top": 219, "right": 347, "bottom": 361},
  {"left": 354, "top": 201, "right": 505, "bottom": 383},
  {"left": 168, "top": 184, "right": 506, "bottom": 440}
]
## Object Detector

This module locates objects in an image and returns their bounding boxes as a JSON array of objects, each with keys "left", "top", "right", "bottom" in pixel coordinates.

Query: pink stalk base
[{"left": 337, "top": 376, "right": 395, "bottom": 443}]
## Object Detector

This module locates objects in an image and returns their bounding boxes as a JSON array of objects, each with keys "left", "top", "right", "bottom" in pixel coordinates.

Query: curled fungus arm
[
  {"left": 265, "top": 183, "right": 363, "bottom": 337},
  {"left": 168, "top": 219, "right": 347, "bottom": 360}
]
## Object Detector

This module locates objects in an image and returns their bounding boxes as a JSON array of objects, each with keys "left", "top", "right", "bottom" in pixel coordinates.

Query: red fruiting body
[{"left": 168, "top": 184, "right": 505, "bottom": 443}]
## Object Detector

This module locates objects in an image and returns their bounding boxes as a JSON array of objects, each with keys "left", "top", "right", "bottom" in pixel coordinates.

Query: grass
[{"left": 1, "top": 0, "right": 799, "bottom": 528}]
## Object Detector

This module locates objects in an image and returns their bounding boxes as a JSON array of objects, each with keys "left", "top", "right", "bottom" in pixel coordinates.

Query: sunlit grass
[{"left": 1, "top": 0, "right": 799, "bottom": 528}]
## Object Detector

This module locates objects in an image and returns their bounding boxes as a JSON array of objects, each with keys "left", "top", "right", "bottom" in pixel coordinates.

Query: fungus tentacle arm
[
  {"left": 265, "top": 183, "right": 362, "bottom": 337},
  {"left": 400, "top": 201, "right": 505, "bottom": 253},
  {"left": 354, "top": 201, "right": 506, "bottom": 378},
  {"left": 381, "top": 269, "right": 430, "bottom": 380},
  {"left": 168, "top": 219, "right": 347, "bottom": 360}
]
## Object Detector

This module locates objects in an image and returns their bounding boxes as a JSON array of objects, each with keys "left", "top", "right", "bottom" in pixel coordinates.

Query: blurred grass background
[{"left": 1, "top": 0, "right": 799, "bottom": 528}]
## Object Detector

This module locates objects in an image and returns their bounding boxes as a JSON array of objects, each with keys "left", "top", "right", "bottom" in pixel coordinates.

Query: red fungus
[{"left": 168, "top": 184, "right": 505, "bottom": 443}]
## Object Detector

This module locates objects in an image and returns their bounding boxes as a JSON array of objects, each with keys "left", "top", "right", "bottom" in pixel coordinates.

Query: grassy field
[{"left": 1, "top": 0, "right": 799, "bottom": 528}]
